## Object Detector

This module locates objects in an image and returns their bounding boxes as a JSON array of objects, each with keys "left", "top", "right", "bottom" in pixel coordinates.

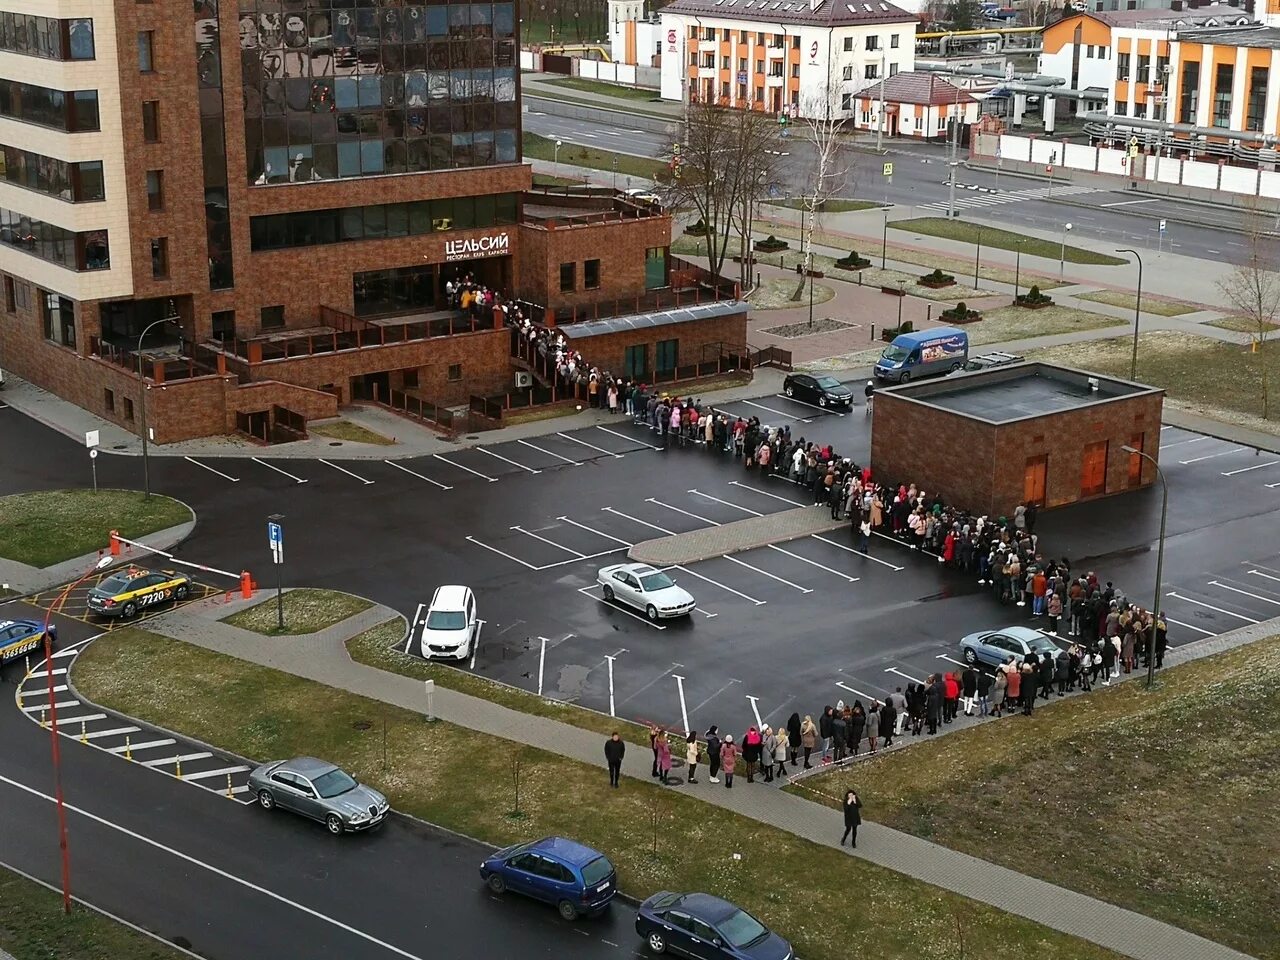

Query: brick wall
[
  {"left": 561, "top": 309, "right": 748, "bottom": 381},
  {"left": 517, "top": 214, "right": 671, "bottom": 308},
  {"left": 228, "top": 381, "right": 340, "bottom": 422},
  {"left": 871, "top": 397, "right": 999, "bottom": 514}
]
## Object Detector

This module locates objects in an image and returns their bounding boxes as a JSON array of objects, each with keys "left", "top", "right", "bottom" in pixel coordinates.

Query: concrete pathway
[{"left": 132, "top": 591, "right": 1265, "bottom": 960}]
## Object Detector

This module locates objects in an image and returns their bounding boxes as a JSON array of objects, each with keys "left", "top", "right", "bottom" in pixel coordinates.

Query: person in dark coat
[
  {"left": 786, "top": 712, "right": 802, "bottom": 766},
  {"left": 961, "top": 666, "right": 978, "bottom": 716},
  {"left": 1054, "top": 650, "right": 1071, "bottom": 696},
  {"left": 819, "top": 706, "right": 835, "bottom": 761},
  {"left": 1154, "top": 615, "right": 1168, "bottom": 668},
  {"left": 831, "top": 710, "right": 849, "bottom": 762},
  {"left": 841, "top": 789, "right": 862, "bottom": 848},
  {"left": 1038, "top": 652, "right": 1055, "bottom": 700},
  {"left": 849, "top": 702, "right": 866, "bottom": 756},
  {"left": 975, "top": 670, "right": 993, "bottom": 717},
  {"left": 604, "top": 732, "right": 625, "bottom": 788},
  {"left": 878, "top": 699, "right": 896, "bottom": 748},
  {"left": 925, "top": 675, "right": 944, "bottom": 734},
  {"left": 704, "top": 725, "right": 722, "bottom": 784}
]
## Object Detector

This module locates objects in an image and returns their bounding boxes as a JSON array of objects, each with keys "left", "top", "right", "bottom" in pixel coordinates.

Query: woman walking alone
[{"left": 841, "top": 790, "right": 862, "bottom": 848}]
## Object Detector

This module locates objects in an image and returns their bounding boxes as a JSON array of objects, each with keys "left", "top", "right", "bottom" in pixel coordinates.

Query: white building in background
[
  {"left": 655, "top": 0, "right": 919, "bottom": 118},
  {"left": 608, "top": 0, "right": 665, "bottom": 66}
]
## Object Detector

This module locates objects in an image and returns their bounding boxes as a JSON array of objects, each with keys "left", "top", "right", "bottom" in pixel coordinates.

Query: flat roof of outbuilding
[{"left": 881, "top": 362, "right": 1162, "bottom": 425}]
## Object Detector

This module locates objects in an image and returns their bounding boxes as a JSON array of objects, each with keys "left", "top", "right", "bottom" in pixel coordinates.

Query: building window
[
  {"left": 402, "top": 369, "right": 419, "bottom": 389},
  {"left": 738, "top": 57, "right": 746, "bottom": 71},
  {"left": 757, "top": 32, "right": 765, "bottom": 44},
  {"left": 791, "top": 35, "right": 800, "bottom": 49},
  {"left": 150, "top": 238, "right": 168, "bottom": 278},
  {"left": 702, "top": 53, "right": 715, "bottom": 68},
  {"left": 0, "top": 145, "right": 104, "bottom": 202},
  {"left": 645, "top": 246, "right": 668, "bottom": 289},
  {"left": 146, "top": 170, "right": 164, "bottom": 210},
  {"left": 137, "top": 31, "right": 155, "bottom": 72},
  {"left": 447, "top": 363, "right": 462, "bottom": 381},
  {"left": 584, "top": 259, "right": 601, "bottom": 289},
  {"left": 842, "top": 65, "right": 853, "bottom": 81},
  {"left": 261, "top": 304, "right": 284, "bottom": 330},
  {"left": 123, "top": 397, "right": 134, "bottom": 421},
  {"left": 721, "top": 56, "right": 730, "bottom": 69},
  {"left": 889, "top": 62, "right": 899, "bottom": 77},
  {"left": 655, "top": 338, "right": 678, "bottom": 374},
  {"left": 353, "top": 264, "right": 436, "bottom": 317},
  {"left": 0, "top": 207, "right": 108, "bottom": 271},
  {"left": 755, "top": 59, "right": 764, "bottom": 73},
  {"left": 864, "top": 63, "right": 879, "bottom": 80},
  {"left": 1213, "top": 63, "right": 1234, "bottom": 128},
  {"left": 2, "top": 275, "right": 12, "bottom": 312},
  {"left": 739, "top": 30, "right": 747, "bottom": 43},
  {"left": 841, "top": 93, "right": 853, "bottom": 111},
  {"left": 1179, "top": 61, "right": 1200, "bottom": 124},
  {"left": 41, "top": 291, "right": 76, "bottom": 349},
  {"left": 0, "top": 80, "right": 100, "bottom": 133},
  {"left": 703, "top": 27, "right": 715, "bottom": 40},
  {"left": 211, "top": 310, "right": 235, "bottom": 341},
  {"left": 0, "top": 15, "right": 95, "bottom": 61},
  {"left": 1115, "top": 101, "right": 1128, "bottom": 116},
  {"left": 866, "top": 36, "right": 879, "bottom": 51},
  {"left": 104, "top": 388, "right": 115, "bottom": 413},
  {"left": 142, "top": 101, "right": 160, "bottom": 142},
  {"left": 1137, "top": 54, "right": 1150, "bottom": 84},
  {"left": 249, "top": 195, "right": 517, "bottom": 251},
  {"left": 790, "top": 64, "right": 798, "bottom": 79},
  {"left": 1247, "top": 66, "right": 1268, "bottom": 132},
  {"left": 843, "top": 37, "right": 853, "bottom": 51},
  {"left": 890, "top": 33, "right": 899, "bottom": 48},
  {"left": 1117, "top": 51, "right": 1131, "bottom": 79},
  {"left": 559, "top": 262, "right": 575, "bottom": 292},
  {"left": 770, "top": 63, "right": 783, "bottom": 77},
  {"left": 623, "top": 344, "right": 647, "bottom": 379}
]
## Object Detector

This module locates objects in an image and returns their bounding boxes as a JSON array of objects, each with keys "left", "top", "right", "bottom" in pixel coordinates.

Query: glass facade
[
  {"left": 0, "top": 145, "right": 104, "bottom": 202},
  {"left": 249, "top": 191, "right": 517, "bottom": 250},
  {"left": 353, "top": 264, "right": 436, "bottom": 316},
  {"left": 239, "top": 1, "right": 518, "bottom": 185},
  {"left": 0, "top": 206, "right": 108, "bottom": 271},
  {"left": 196, "top": 0, "right": 235, "bottom": 289},
  {"left": 0, "top": 80, "right": 99, "bottom": 132},
  {"left": 0, "top": 13, "right": 94, "bottom": 60}
]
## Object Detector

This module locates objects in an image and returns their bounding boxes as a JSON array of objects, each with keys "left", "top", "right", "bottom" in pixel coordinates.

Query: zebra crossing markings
[{"left": 919, "top": 183, "right": 1097, "bottom": 213}]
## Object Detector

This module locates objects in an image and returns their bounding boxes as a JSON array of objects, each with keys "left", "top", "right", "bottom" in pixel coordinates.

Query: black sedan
[
  {"left": 635, "top": 891, "right": 792, "bottom": 960},
  {"left": 781, "top": 373, "right": 853, "bottom": 409}
]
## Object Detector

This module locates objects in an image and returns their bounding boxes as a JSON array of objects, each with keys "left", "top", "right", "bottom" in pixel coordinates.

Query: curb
[{"left": 629, "top": 506, "right": 846, "bottom": 565}]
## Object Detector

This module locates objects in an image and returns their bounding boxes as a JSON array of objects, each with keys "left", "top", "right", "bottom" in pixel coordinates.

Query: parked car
[
  {"left": 781, "top": 373, "right": 854, "bottom": 408},
  {"left": 86, "top": 567, "right": 193, "bottom": 619},
  {"left": 249, "top": 757, "right": 389, "bottom": 835},
  {"left": 480, "top": 836, "right": 616, "bottom": 920},
  {"left": 624, "top": 187, "right": 662, "bottom": 206},
  {"left": 875, "top": 327, "right": 969, "bottom": 383},
  {"left": 0, "top": 619, "right": 55, "bottom": 665},
  {"left": 597, "top": 563, "right": 695, "bottom": 620},
  {"left": 959, "top": 625, "right": 1062, "bottom": 668},
  {"left": 419, "top": 584, "right": 479, "bottom": 660},
  {"left": 950, "top": 351, "right": 1024, "bottom": 375},
  {"left": 636, "top": 891, "right": 793, "bottom": 960}
]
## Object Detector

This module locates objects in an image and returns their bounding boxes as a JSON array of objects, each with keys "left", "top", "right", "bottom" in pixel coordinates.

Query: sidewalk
[{"left": 136, "top": 591, "right": 1262, "bottom": 960}]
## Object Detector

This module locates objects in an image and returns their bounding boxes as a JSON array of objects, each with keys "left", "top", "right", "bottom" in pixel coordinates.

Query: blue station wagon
[{"left": 480, "top": 836, "right": 616, "bottom": 920}]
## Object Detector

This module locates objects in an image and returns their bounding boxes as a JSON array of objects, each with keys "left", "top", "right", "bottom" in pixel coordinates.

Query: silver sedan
[
  {"left": 248, "top": 757, "right": 390, "bottom": 835},
  {"left": 597, "top": 563, "right": 696, "bottom": 620}
]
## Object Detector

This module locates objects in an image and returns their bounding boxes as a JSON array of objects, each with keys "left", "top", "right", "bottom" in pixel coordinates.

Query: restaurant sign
[{"left": 444, "top": 232, "right": 510, "bottom": 261}]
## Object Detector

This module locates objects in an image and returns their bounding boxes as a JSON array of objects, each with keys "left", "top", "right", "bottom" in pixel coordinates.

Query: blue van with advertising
[{"left": 874, "top": 327, "right": 969, "bottom": 383}]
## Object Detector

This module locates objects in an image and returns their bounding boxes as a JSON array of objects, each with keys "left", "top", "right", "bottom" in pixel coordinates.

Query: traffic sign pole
[{"left": 267, "top": 516, "right": 284, "bottom": 630}]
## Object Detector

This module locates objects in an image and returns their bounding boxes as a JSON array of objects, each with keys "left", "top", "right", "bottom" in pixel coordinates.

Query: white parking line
[
  {"left": 1207, "top": 580, "right": 1280, "bottom": 606},
  {"left": 1165, "top": 591, "right": 1259, "bottom": 622},
  {"left": 885, "top": 665, "right": 924, "bottom": 683},
  {"left": 80, "top": 725, "right": 140, "bottom": 741},
  {"left": 517, "top": 439, "right": 580, "bottom": 466},
  {"left": 728, "top": 481, "right": 806, "bottom": 507},
  {"left": 836, "top": 680, "right": 878, "bottom": 701},
  {"left": 577, "top": 584, "right": 667, "bottom": 630},
  {"left": 774, "top": 393, "right": 845, "bottom": 416},
  {"left": 603, "top": 506, "right": 676, "bottom": 536},
  {"left": 318, "top": 459, "right": 375, "bottom": 484},
  {"left": 477, "top": 446, "right": 541, "bottom": 474},
  {"left": 746, "top": 695, "right": 763, "bottom": 727},
  {"left": 23, "top": 700, "right": 79, "bottom": 712},
  {"left": 936, "top": 653, "right": 968, "bottom": 667},
  {"left": 1221, "top": 460, "right": 1280, "bottom": 476},
  {"left": 1246, "top": 568, "right": 1280, "bottom": 583},
  {"left": 767, "top": 544, "right": 859, "bottom": 583},
  {"left": 672, "top": 564, "right": 766, "bottom": 605},
  {"left": 646, "top": 498, "right": 718, "bottom": 526},
  {"left": 810, "top": 534, "right": 905, "bottom": 572},
  {"left": 1163, "top": 616, "right": 1215, "bottom": 637},
  {"left": 434, "top": 453, "right": 499, "bottom": 482},
  {"left": 252, "top": 458, "right": 308, "bottom": 483},
  {"left": 1179, "top": 447, "right": 1247, "bottom": 465},
  {"left": 742, "top": 399, "right": 808, "bottom": 420},
  {"left": 596, "top": 424, "right": 660, "bottom": 451},
  {"left": 689, "top": 678, "right": 741, "bottom": 714},
  {"left": 183, "top": 765, "right": 252, "bottom": 782},
  {"left": 512, "top": 525, "right": 584, "bottom": 557},
  {"left": 1158, "top": 436, "right": 1209, "bottom": 450},
  {"left": 183, "top": 457, "right": 239, "bottom": 482},
  {"left": 557, "top": 516, "right": 633, "bottom": 546},
  {"left": 465, "top": 536, "right": 539, "bottom": 569},
  {"left": 558, "top": 432, "right": 624, "bottom": 459},
  {"left": 141, "top": 752, "right": 213, "bottom": 768},
  {"left": 689, "top": 489, "right": 762, "bottom": 515},
  {"left": 107, "top": 738, "right": 176, "bottom": 754},
  {"left": 724, "top": 555, "right": 813, "bottom": 593},
  {"left": 50, "top": 713, "right": 106, "bottom": 727},
  {"left": 384, "top": 460, "right": 452, "bottom": 490}
]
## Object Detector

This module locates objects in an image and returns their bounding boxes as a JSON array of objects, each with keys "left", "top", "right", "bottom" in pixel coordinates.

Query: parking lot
[{"left": 21, "top": 568, "right": 223, "bottom": 629}]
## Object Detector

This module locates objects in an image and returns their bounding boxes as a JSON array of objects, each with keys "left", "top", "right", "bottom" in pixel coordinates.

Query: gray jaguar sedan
[{"left": 248, "top": 757, "right": 389, "bottom": 835}]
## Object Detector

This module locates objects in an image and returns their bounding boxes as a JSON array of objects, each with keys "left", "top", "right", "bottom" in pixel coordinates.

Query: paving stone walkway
[
  {"left": 132, "top": 591, "right": 1263, "bottom": 960},
  {"left": 630, "top": 504, "right": 845, "bottom": 565}
]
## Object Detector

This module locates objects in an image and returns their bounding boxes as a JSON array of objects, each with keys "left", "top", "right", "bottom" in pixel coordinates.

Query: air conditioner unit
[{"left": 515, "top": 371, "right": 533, "bottom": 388}]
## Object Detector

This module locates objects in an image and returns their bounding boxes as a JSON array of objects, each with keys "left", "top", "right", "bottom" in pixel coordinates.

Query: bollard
[
  {"left": 224, "top": 590, "right": 232, "bottom": 604},
  {"left": 424, "top": 679, "right": 436, "bottom": 722},
  {"left": 175, "top": 756, "right": 183, "bottom": 780},
  {"left": 240, "top": 571, "right": 253, "bottom": 599},
  {"left": 870, "top": 323, "right": 876, "bottom": 342},
  {"left": 226, "top": 773, "right": 234, "bottom": 799},
  {"left": 927, "top": 304, "right": 933, "bottom": 324},
  {"left": 80, "top": 720, "right": 87, "bottom": 743},
  {"left": 17, "top": 688, "right": 23, "bottom": 709},
  {"left": 110, "top": 529, "right": 120, "bottom": 556},
  {"left": 24, "top": 654, "right": 30, "bottom": 677},
  {"left": 858, "top": 271, "right": 863, "bottom": 286},
  {"left": 125, "top": 735, "right": 133, "bottom": 761}
]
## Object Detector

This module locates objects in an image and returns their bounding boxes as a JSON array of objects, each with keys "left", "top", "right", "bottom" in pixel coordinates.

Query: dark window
[
  {"left": 655, "top": 338, "right": 678, "bottom": 373},
  {"left": 1247, "top": 67, "right": 1268, "bottom": 133},
  {"left": 447, "top": 363, "right": 462, "bottom": 381},
  {"left": 76, "top": 161, "right": 104, "bottom": 201},
  {"left": 402, "top": 369, "right": 419, "bottom": 389},
  {"left": 0, "top": 206, "right": 107, "bottom": 271},
  {"left": 146, "top": 170, "right": 164, "bottom": 210},
  {"left": 137, "top": 30, "right": 154, "bottom": 72},
  {"left": 150, "top": 237, "right": 168, "bottom": 278},
  {"left": 248, "top": 195, "right": 517, "bottom": 251},
  {"left": 1136, "top": 54, "right": 1149, "bottom": 84},
  {"left": 142, "top": 100, "right": 160, "bottom": 142},
  {"left": 353, "top": 264, "right": 436, "bottom": 317},
  {"left": 124, "top": 397, "right": 134, "bottom": 420},
  {"left": 1117, "top": 52, "right": 1131, "bottom": 79},
  {"left": 584, "top": 259, "right": 600, "bottom": 290},
  {"left": 104, "top": 388, "right": 115, "bottom": 412},
  {"left": 623, "top": 344, "right": 647, "bottom": 379},
  {"left": 260, "top": 304, "right": 284, "bottom": 330},
  {"left": 1179, "top": 61, "right": 1200, "bottom": 124},
  {"left": 0, "top": 145, "right": 103, "bottom": 201},
  {"left": 559, "top": 262, "right": 575, "bottom": 292},
  {"left": 0, "top": 80, "right": 99, "bottom": 132},
  {"left": 2, "top": 274, "right": 12, "bottom": 312},
  {"left": 866, "top": 35, "right": 879, "bottom": 51},
  {"left": 211, "top": 310, "right": 235, "bottom": 341},
  {"left": 1213, "top": 63, "right": 1234, "bottom": 128},
  {"left": 41, "top": 291, "right": 75, "bottom": 348},
  {"left": 644, "top": 247, "right": 668, "bottom": 289}
]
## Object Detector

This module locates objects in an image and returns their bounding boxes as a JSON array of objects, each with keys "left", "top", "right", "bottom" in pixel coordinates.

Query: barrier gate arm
[{"left": 109, "top": 531, "right": 255, "bottom": 598}]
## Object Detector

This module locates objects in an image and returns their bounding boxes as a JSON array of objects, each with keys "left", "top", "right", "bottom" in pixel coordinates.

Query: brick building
[
  {"left": 0, "top": 1, "right": 743, "bottom": 443},
  {"left": 871, "top": 364, "right": 1165, "bottom": 518}
]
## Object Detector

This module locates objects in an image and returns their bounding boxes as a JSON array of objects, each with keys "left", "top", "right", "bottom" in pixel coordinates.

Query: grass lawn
[
  {"left": 764, "top": 198, "right": 882, "bottom": 213},
  {"left": 348, "top": 620, "right": 652, "bottom": 748},
  {"left": 223, "top": 588, "right": 372, "bottom": 636},
  {"left": 747, "top": 277, "right": 835, "bottom": 310},
  {"left": 307, "top": 420, "right": 395, "bottom": 446},
  {"left": 889, "top": 218, "right": 1129, "bottom": 266},
  {"left": 965, "top": 304, "right": 1124, "bottom": 347},
  {"left": 72, "top": 628, "right": 1124, "bottom": 960},
  {"left": 1205, "top": 315, "right": 1280, "bottom": 335},
  {"left": 1027, "top": 331, "right": 1280, "bottom": 433},
  {"left": 0, "top": 866, "right": 187, "bottom": 960},
  {"left": 1074, "top": 289, "right": 1199, "bottom": 317},
  {"left": 524, "top": 133, "right": 664, "bottom": 181},
  {"left": 540, "top": 77, "right": 661, "bottom": 102},
  {"left": 792, "top": 636, "right": 1280, "bottom": 960},
  {"left": 0, "top": 489, "right": 191, "bottom": 570}
]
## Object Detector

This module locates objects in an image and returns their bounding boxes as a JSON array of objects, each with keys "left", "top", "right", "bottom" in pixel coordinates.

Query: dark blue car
[
  {"left": 635, "top": 891, "right": 793, "bottom": 960},
  {"left": 480, "top": 836, "right": 616, "bottom": 920},
  {"left": 0, "top": 619, "right": 54, "bottom": 665}
]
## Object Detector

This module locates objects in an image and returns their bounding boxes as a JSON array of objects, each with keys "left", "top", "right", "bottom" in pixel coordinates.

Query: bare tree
[
  {"left": 793, "top": 85, "right": 856, "bottom": 301},
  {"left": 1217, "top": 210, "right": 1280, "bottom": 420}
]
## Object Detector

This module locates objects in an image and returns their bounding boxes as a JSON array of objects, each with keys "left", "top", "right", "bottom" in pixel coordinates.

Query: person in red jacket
[{"left": 943, "top": 672, "right": 960, "bottom": 724}]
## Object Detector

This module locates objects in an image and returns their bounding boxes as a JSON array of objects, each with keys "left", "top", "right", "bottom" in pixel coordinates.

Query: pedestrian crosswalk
[{"left": 919, "top": 182, "right": 1097, "bottom": 213}]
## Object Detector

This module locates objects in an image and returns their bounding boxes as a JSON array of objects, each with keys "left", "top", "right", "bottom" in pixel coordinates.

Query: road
[{"left": 523, "top": 105, "right": 1254, "bottom": 264}]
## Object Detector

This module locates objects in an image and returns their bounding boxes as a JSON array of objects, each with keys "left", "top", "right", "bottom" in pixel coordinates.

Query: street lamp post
[
  {"left": 974, "top": 226, "right": 982, "bottom": 288},
  {"left": 554, "top": 138, "right": 562, "bottom": 166},
  {"left": 43, "top": 553, "right": 114, "bottom": 913},
  {"left": 896, "top": 280, "right": 905, "bottom": 328},
  {"left": 881, "top": 210, "right": 888, "bottom": 270},
  {"left": 137, "top": 314, "right": 175, "bottom": 501},
  {"left": 1059, "top": 222, "right": 1073, "bottom": 281},
  {"left": 946, "top": 160, "right": 959, "bottom": 219},
  {"left": 1122, "top": 445, "right": 1167, "bottom": 690},
  {"left": 1014, "top": 240, "right": 1025, "bottom": 300},
  {"left": 807, "top": 206, "right": 816, "bottom": 329},
  {"left": 1117, "top": 248, "right": 1144, "bottom": 380}
]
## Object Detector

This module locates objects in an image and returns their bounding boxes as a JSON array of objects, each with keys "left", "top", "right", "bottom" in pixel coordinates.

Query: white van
[{"left": 419, "top": 585, "right": 479, "bottom": 661}]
